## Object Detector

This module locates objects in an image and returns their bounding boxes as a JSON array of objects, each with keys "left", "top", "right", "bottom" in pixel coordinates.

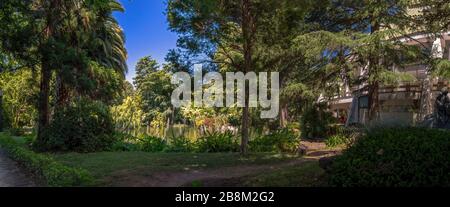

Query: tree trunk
[
  {"left": 240, "top": 0, "right": 255, "bottom": 155},
  {"left": 241, "top": 89, "right": 250, "bottom": 154},
  {"left": 368, "top": 81, "right": 379, "bottom": 122},
  {"left": 280, "top": 102, "right": 289, "bottom": 128},
  {"left": 36, "top": 0, "right": 61, "bottom": 145},
  {"left": 37, "top": 59, "right": 51, "bottom": 143},
  {"left": 419, "top": 74, "right": 434, "bottom": 121},
  {"left": 368, "top": 22, "right": 380, "bottom": 123},
  {"left": 56, "top": 73, "right": 70, "bottom": 107},
  {"left": 420, "top": 37, "right": 444, "bottom": 121}
]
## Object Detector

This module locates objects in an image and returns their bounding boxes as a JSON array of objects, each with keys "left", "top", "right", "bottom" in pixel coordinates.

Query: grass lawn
[
  {"left": 52, "top": 152, "right": 301, "bottom": 186},
  {"left": 241, "top": 161, "right": 327, "bottom": 187},
  {"left": 2, "top": 133, "right": 329, "bottom": 187},
  {"left": 188, "top": 161, "right": 327, "bottom": 187}
]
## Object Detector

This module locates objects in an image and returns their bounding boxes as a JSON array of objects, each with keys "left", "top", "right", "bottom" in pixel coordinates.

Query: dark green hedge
[
  {"left": 0, "top": 134, "right": 92, "bottom": 187},
  {"left": 328, "top": 128, "right": 450, "bottom": 187},
  {"left": 36, "top": 99, "right": 115, "bottom": 152}
]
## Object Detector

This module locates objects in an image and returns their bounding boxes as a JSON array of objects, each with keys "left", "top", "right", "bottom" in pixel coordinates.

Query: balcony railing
[{"left": 329, "top": 81, "right": 450, "bottom": 104}]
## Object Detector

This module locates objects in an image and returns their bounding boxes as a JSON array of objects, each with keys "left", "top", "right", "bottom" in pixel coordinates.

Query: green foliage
[
  {"left": 300, "top": 104, "right": 336, "bottom": 139},
  {"left": 0, "top": 0, "right": 127, "bottom": 147},
  {"left": 37, "top": 99, "right": 115, "bottom": 152},
  {"left": 195, "top": 131, "right": 240, "bottom": 153},
  {"left": 109, "top": 132, "right": 140, "bottom": 152},
  {"left": 164, "top": 136, "right": 194, "bottom": 153},
  {"left": 325, "top": 126, "right": 361, "bottom": 148},
  {"left": 87, "top": 62, "right": 124, "bottom": 103},
  {"left": 139, "top": 135, "right": 168, "bottom": 152},
  {"left": 110, "top": 141, "right": 137, "bottom": 152},
  {"left": 250, "top": 129, "right": 300, "bottom": 153},
  {"left": 109, "top": 132, "right": 242, "bottom": 153},
  {"left": 111, "top": 95, "right": 145, "bottom": 136},
  {"left": 133, "top": 56, "right": 174, "bottom": 127},
  {"left": 328, "top": 128, "right": 450, "bottom": 187},
  {"left": 0, "top": 69, "right": 38, "bottom": 131},
  {"left": 133, "top": 56, "right": 160, "bottom": 89},
  {"left": 167, "top": 0, "right": 316, "bottom": 152},
  {"left": 325, "top": 134, "right": 348, "bottom": 148},
  {"left": 0, "top": 134, "right": 92, "bottom": 186},
  {"left": 0, "top": 0, "right": 128, "bottom": 91},
  {"left": 433, "top": 59, "right": 450, "bottom": 80},
  {"left": 181, "top": 104, "right": 240, "bottom": 130},
  {"left": 377, "top": 71, "right": 417, "bottom": 86},
  {"left": 413, "top": 0, "right": 450, "bottom": 33}
]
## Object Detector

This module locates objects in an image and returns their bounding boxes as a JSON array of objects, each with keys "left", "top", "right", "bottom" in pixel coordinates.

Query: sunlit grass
[
  {"left": 242, "top": 161, "right": 326, "bottom": 187},
  {"left": 52, "top": 152, "right": 300, "bottom": 186}
]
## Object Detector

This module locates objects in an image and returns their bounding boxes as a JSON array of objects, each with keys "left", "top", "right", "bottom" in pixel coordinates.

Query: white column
[
  {"left": 419, "top": 36, "right": 444, "bottom": 121},
  {"left": 432, "top": 37, "right": 444, "bottom": 59}
]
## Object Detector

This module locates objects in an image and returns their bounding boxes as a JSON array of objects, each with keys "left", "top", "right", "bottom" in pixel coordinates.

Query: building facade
[{"left": 329, "top": 32, "right": 450, "bottom": 126}]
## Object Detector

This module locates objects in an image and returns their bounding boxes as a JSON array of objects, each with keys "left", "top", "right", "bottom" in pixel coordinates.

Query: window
[{"left": 359, "top": 96, "right": 369, "bottom": 109}]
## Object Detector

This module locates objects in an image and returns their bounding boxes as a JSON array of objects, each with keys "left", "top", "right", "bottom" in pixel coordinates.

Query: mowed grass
[
  {"left": 241, "top": 161, "right": 327, "bottom": 187},
  {"left": 2, "top": 133, "right": 327, "bottom": 187},
  {"left": 52, "top": 152, "right": 299, "bottom": 186}
]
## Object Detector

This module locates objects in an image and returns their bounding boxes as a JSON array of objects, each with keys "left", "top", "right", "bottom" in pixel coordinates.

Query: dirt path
[
  {"left": 112, "top": 146, "right": 340, "bottom": 187},
  {"left": 0, "top": 150, "right": 36, "bottom": 187}
]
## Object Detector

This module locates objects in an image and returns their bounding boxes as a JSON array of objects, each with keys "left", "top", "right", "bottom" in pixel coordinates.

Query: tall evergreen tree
[
  {"left": 307, "top": 0, "right": 423, "bottom": 122},
  {"left": 167, "top": 0, "right": 317, "bottom": 153},
  {"left": 133, "top": 56, "right": 174, "bottom": 128},
  {"left": 134, "top": 56, "right": 160, "bottom": 90}
]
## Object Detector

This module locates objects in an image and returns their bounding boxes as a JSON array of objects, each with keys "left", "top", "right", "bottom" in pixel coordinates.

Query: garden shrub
[
  {"left": 195, "top": 131, "right": 239, "bottom": 153},
  {"left": 286, "top": 122, "right": 301, "bottom": 132},
  {"left": 250, "top": 129, "right": 300, "bottom": 153},
  {"left": 139, "top": 135, "right": 167, "bottom": 152},
  {"left": 109, "top": 129, "right": 303, "bottom": 153},
  {"left": 325, "top": 126, "right": 362, "bottom": 148},
  {"left": 22, "top": 133, "right": 36, "bottom": 147},
  {"left": 300, "top": 103, "right": 336, "bottom": 139},
  {"left": 112, "top": 132, "right": 137, "bottom": 141},
  {"left": 110, "top": 140, "right": 141, "bottom": 152},
  {"left": 328, "top": 127, "right": 450, "bottom": 187},
  {"left": 0, "top": 134, "right": 92, "bottom": 186},
  {"left": 9, "top": 127, "right": 25, "bottom": 136},
  {"left": 164, "top": 136, "right": 194, "bottom": 152},
  {"left": 109, "top": 132, "right": 141, "bottom": 152},
  {"left": 325, "top": 134, "right": 348, "bottom": 148},
  {"left": 36, "top": 98, "right": 116, "bottom": 152}
]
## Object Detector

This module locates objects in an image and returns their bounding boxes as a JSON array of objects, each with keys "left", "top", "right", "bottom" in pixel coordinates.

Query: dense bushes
[
  {"left": 113, "top": 133, "right": 236, "bottom": 153},
  {"left": 325, "top": 134, "right": 348, "bottom": 148},
  {"left": 328, "top": 128, "right": 450, "bottom": 187},
  {"left": 112, "top": 134, "right": 196, "bottom": 152},
  {"left": 325, "top": 126, "right": 361, "bottom": 148},
  {"left": 139, "top": 135, "right": 167, "bottom": 152},
  {"left": 111, "top": 129, "right": 300, "bottom": 153},
  {"left": 300, "top": 104, "right": 336, "bottom": 139},
  {"left": 36, "top": 99, "right": 116, "bottom": 152},
  {"left": 165, "top": 136, "right": 195, "bottom": 152},
  {"left": 196, "top": 132, "right": 239, "bottom": 153},
  {"left": 110, "top": 133, "right": 141, "bottom": 152},
  {"left": 249, "top": 129, "right": 300, "bottom": 153},
  {"left": 0, "top": 134, "right": 92, "bottom": 186}
]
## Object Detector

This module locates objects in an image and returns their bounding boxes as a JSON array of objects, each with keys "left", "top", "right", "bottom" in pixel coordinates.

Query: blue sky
[{"left": 114, "top": 0, "right": 178, "bottom": 83}]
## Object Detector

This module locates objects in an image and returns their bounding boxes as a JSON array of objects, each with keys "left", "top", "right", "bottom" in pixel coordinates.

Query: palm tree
[
  {"left": 0, "top": 0, "right": 127, "bottom": 145},
  {"left": 53, "top": 0, "right": 127, "bottom": 105}
]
